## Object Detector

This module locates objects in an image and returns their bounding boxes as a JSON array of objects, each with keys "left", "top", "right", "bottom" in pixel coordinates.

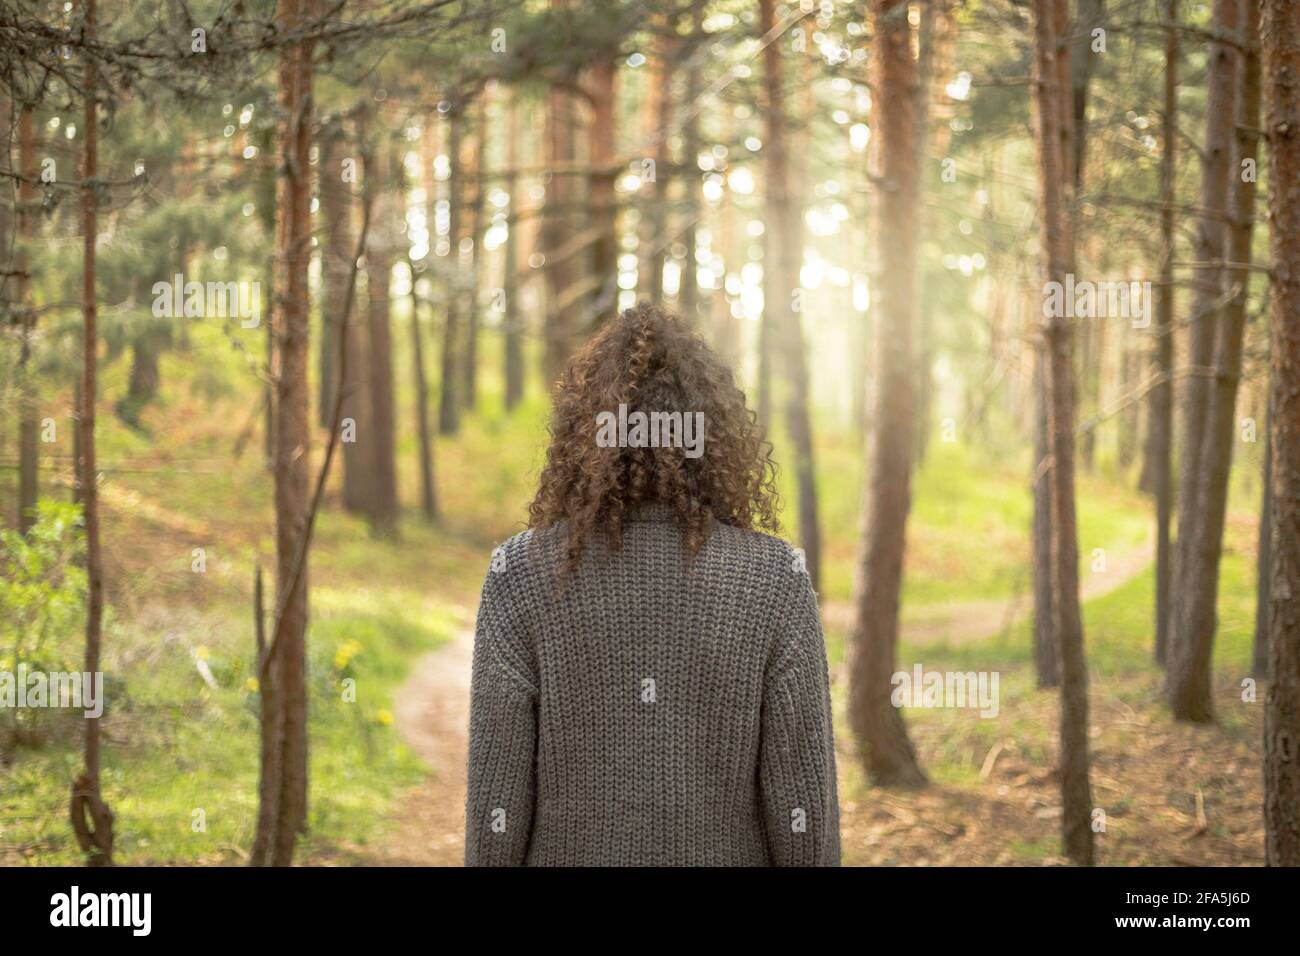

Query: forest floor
[
  {"left": 346, "top": 528, "right": 1262, "bottom": 867},
  {"left": 0, "top": 337, "right": 1267, "bottom": 866}
]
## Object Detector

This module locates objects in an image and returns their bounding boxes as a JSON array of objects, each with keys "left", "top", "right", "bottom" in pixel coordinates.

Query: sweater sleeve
[
  {"left": 758, "top": 565, "right": 842, "bottom": 866},
  {"left": 464, "top": 554, "right": 539, "bottom": 866}
]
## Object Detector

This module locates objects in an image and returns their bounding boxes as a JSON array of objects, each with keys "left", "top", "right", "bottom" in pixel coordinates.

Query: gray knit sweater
[{"left": 464, "top": 502, "right": 841, "bottom": 866}]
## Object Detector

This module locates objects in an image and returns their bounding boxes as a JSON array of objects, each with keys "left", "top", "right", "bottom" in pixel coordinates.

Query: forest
[{"left": 0, "top": 0, "right": 1298, "bottom": 869}]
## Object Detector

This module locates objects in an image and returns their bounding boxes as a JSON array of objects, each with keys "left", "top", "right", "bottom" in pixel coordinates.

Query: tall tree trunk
[
  {"left": 320, "top": 123, "right": 371, "bottom": 515},
  {"left": 1033, "top": 0, "right": 1094, "bottom": 866},
  {"left": 68, "top": 0, "right": 113, "bottom": 867},
  {"left": 440, "top": 105, "right": 464, "bottom": 433},
  {"left": 913, "top": 0, "right": 953, "bottom": 467},
  {"left": 1170, "top": 0, "right": 1257, "bottom": 723},
  {"left": 16, "top": 104, "right": 37, "bottom": 535},
  {"left": 639, "top": 16, "right": 673, "bottom": 301},
  {"left": 678, "top": 1, "right": 703, "bottom": 325},
  {"left": 847, "top": 0, "right": 926, "bottom": 788},
  {"left": 1172, "top": 0, "right": 1240, "bottom": 664},
  {"left": 1073, "top": 0, "right": 1103, "bottom": 471},
  {"left": 759, "top": 0, "right": 822, "bottom": 593},
  {"left": 543, "top": 72, "right": 579, "bottom": 384},
  {"left": 1152, "top": 0, "right": 1179, "bottom": 667},
  {"left": 252, "top": 0, "right": 313, "bottom": 867},
  {"left": 589, "top": 56, "right": 619, "bottom": 325},
  {"left": 1034, "top": 0, "right": 1078, "bottom": 684},
  {"left": 462, "top": 96, "right": 485, "bottom": 412},
  {"left": 1033, "top": 354, "right": 1059, "bottom": 687},
  {"left": 408, "top": 242, "right": 438, "bottom": 522},
  {"left": 363, "top": 129, "right": 399, "bottom": 536},
  {"left": 1254, "top": 401, "right": 1272, "bottom": 678},
  {"left": 1116, "top": 343, "right": 1140, "bottom": 468},
  {"left": 710, "top": 102, "right": 740, "bottom": 368},
  {"left": 504, "top": 93, "right": 524, "bottom": 410},
  {"left": 1262, "top": 0, "right": 1300, "bottom": 866}
]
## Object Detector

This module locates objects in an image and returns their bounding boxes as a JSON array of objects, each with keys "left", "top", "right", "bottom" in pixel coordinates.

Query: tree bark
[
  {"left": 1033, "top": 354, "right": 1059, "bottom": 687},
  {"left": 319, "top": 123, "right": 372, "bottom": 516},
  {"left": 847, "top": 0, "right": 926, "bottom": 788},
  {"left": 638, "top": 15, "right": 673, "bottom": 302},
  {"left": 542, "top": 63, "right": 580, "bottom": 384},
  {"left": 252, "top": 0, "right": 313, "bottom": 867},
  {"left": 1172, "top": 0, "right": 1240, "bottom": 665},
  {"left": 1152, "top": 0, "right": 1179, "bottom": 667},
  {"left": 1170, "top": 0, "right": 1261, "bottom": 723},
  {"left": 1072, "top": 0, "right": 1103, "bottom": 472},
  {"left": 16, "top": 104, "right": 37, "bottom": 535},
  {"left": 678, "top": 1, "right": 704, "bottom": 325},
  {"left": 363, "top": 127, "right": 399, "bottom": 536},
  {"left": 440, "top": 104, "right": 464, "bottom": 433},
  {"left": 1033, "top": 0, "right": 1095, "bottom": 866},
  {"left": 759, "top": 0, "right": 822, "bottom": 594},
  {"left": 589, "top": 56, "right": 620, "bottom": 325},
  {"left": 1262, "top": 0, "right": 1300, "bottom": 867},
  {"left": 1254, "top": 402, "right": 1272, "bottom": 678},
  {"left": 461, "top": 96, "right": 485, "bottom": 413},
  {"left": 68, "top": 0, "right": 113, "bottom": 867},
  {"left": 407, "top": 133, "right": 437, "bottom": 523},
  {"left": 504, "top": 93, "right": 524, "bottom": 410}
]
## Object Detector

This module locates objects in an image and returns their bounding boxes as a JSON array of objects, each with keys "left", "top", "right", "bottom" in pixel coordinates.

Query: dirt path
[
  {"left": 821, "top": 536, "right": 1154, "bottom": 644},
  {"left": 368, "top": 537, "right": 1153, "bottom": 864},
  {"left": 363, "top": 623, "right": 475, "bottom": 866}
]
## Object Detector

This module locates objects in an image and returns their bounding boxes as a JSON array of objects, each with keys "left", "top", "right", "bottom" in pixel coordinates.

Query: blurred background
[{"left": 0, "top": 0, "right": 1275, "bottom": 865}]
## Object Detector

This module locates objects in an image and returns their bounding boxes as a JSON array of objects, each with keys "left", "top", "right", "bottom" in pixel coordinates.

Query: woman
[{"left": 465, "top": 303, "right": 840, "bottom": 866}]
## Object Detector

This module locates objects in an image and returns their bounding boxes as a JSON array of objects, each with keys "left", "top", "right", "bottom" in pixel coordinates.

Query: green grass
[
  {"left": 0, "top": 538, "right": 457, "bottom": 865},
  {"left": 0, "top": 310, "right": 1266, "bottom": 865},
  {"left": 778, "top": 434, "right": 1154, "bottom": 608}
]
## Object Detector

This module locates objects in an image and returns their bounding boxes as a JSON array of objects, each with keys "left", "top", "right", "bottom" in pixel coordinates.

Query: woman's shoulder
[{"left": 705, "top": 522, "right": 811, "bottom": 588}]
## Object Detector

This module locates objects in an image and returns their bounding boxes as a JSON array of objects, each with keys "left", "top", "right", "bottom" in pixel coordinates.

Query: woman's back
[{"left": 465, "top": 503, "right": 840, "bottom": 866}]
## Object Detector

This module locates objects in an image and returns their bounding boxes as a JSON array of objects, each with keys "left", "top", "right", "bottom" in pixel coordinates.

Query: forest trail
[
  {"left": 820, "top": 536, "right": 1154, "bottom": 644},
  {"left": 363, "top": 622, "right": 475, "bottom": 866},
  {"left": 370, "top": 537, "right": 1152, "bottom": 865}
]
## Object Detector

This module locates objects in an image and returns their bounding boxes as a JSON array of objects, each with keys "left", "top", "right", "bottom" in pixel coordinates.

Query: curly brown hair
[{"left": 528, "top": 302, "right": 780, "bottom": 573}]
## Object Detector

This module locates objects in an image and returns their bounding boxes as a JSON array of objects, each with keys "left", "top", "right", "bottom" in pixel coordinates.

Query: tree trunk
[
  {"left": 1172, "top": 0, "right": 1240, "bottom": 666},
  {"left": 407, "top": 132, "right": 438, "bottom": 524},
  {"left": 408, "top": 247, "right": 438, "bottom": 522},
  {"left": 504, "top": 94, "right": 524, "bottom": 410},
  {"left": 759, "top": 0, "right": 822, "bottom": 594},
  {"left": 1033, "top": 354, "right": 1059, "bottom": 687},
  {"left": 1262, "top": 0, "right": 1300, "bottom": 867},
  {"left": 1254, "top": 402, "right": 1272, "bottom": 678},
  {"left": 252, "top": 0, "right": 313, "bottom": 867},
  {"left": 678, "top": 2, "right": 704, "bottom": 326},
  {"left": 364, "top": 129, "right": 399, "bottom": 536},
  {"left": 1116, "top": 343, "right": 1140, "bottom": 468},
  {"left": 639, "top": 16, "right": 673, "bottom": 302},
  {"left": 589, "top": 56, "right": 620, "bottom": 325},
  {"left": 1170, "top": 0, "right": 1259, "bottom": 723},
  {"left": 1152, "top": 0, "right": 1179, "bottom": 667},
  {"left": 1072, "top": 0, "right": 1103, "bottom": 472},
  {"left": 462, "top": 96, "right": 485, "bottom": 413},
  {"left": 440, "top": 105, "right": 463, "bottom": 433},
  {"left": 319, "top": 124, "right": 371, "bottom": 516},
  {"left": 1033, "top": 0, "right": 1094, "bottom": 866},
  {"left": 68, "top": 0, "right": 113, "bottom": 867},
  {"left": 543, "top": 69, "right": 580, "bottom": 384},
  {"left": 16, "top": 104, "right": 37, "bottom": 535},
  {"left": 847, "top": 0, "right": 926, "bottom": 789}
]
